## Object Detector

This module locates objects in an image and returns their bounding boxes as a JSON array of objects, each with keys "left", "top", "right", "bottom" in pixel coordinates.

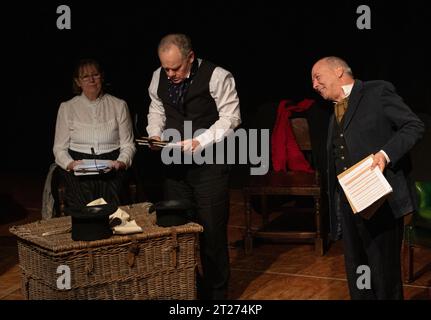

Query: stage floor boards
[{"left": 1, "top": 173, "right": 430, "bottom": 300}]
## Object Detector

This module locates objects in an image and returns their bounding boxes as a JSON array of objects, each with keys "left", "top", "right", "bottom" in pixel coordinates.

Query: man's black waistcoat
[{"left": 158, "top": 60, "right": 219, "bottom": 139}]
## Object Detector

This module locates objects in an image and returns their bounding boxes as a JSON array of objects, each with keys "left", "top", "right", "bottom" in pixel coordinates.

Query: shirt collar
[
  {"left": 341, "top": 83, "right": 354, "bottom": 98},
  {"left": 81, "top": 92, "right": 103, "bottom": 105}
]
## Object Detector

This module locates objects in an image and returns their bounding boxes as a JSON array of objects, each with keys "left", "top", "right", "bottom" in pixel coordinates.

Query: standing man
[
  {"left": 146, "top": 34, "right": 241, "bottom": 299},
  {"left": 311, "top": 56, "right": 424, "bottom": 299}
]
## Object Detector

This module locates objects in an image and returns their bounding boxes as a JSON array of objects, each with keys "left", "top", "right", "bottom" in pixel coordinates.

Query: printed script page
[{"left": 337, "top": 155, "right": 393, "bottom": 214}]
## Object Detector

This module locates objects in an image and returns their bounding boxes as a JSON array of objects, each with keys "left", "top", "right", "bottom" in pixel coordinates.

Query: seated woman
[{"left": 53, "top": 58, "right": 136, "bottom": 208}]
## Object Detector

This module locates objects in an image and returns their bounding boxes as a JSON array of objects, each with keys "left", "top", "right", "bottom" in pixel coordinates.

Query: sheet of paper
[
  {"left": 74, "top": 159, "right": 111, "bottom": 176},
  {"left": 337, "top": 155, "right": 393, "bottom": 214}
]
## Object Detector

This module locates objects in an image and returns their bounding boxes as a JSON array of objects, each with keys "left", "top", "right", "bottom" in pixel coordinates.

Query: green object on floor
[
  {"left": 404, "top": 181, "right": 431, "bottom": 282},
  {"left": 414, "top": 181, "right": 431, "bottom": 228}
]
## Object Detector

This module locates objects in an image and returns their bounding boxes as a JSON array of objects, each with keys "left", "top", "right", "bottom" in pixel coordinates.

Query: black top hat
[
  {"left": 64, "top": 203, "right": 118, "bottom": 241},
  {"left": 149, "top": 200, "right": 195, "bottom": 227}
]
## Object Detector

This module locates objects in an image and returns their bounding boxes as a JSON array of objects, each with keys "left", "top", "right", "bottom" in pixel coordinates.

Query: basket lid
[{"left": 9, "top": 202, "right": 203, "bottom": 253}]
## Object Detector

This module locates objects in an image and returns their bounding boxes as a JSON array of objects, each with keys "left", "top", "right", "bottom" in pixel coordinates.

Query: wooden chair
[{"left": 244, "top": 117, "right": 325, "bottom": 255}]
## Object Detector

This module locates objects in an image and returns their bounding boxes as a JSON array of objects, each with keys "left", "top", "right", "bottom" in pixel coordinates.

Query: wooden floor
[{"left": 1, "top": 173, "right": 431, "bottom": 300}]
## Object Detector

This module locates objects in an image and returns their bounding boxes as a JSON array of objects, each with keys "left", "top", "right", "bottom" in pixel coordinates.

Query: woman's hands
[
  {"left": 67, "top": 160, "right": 82, "bottom": 171},
  {"left": 110, "top": 160, "right": 126, "bottom": 170}
]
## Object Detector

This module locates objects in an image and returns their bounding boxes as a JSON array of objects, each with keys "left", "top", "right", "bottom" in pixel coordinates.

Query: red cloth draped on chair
[{"left": 271, "top": 99, "right": 315, "bottom": 173}]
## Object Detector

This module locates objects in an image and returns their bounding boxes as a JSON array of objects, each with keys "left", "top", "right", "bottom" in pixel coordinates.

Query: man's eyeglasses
[{"left": 80, "top": 73, "right": 101, "bottom": 82}]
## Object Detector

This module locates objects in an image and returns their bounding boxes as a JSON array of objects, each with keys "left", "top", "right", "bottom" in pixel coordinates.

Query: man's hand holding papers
[{"left": 337, "top": 154, "right": 393, "bottom": 219}]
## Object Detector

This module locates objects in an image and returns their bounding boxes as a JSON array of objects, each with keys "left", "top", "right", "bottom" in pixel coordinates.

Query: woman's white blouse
[{"left": 53, "top": 93, "right": 136, "bottom": 170}]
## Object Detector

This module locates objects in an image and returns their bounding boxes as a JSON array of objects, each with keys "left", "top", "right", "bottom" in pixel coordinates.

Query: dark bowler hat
[
  {"left": 149, "top": 199, "right": 195, "bottom": 227},
  {"left": 64, "top": 203, "right": 118, "bottom": 241}
]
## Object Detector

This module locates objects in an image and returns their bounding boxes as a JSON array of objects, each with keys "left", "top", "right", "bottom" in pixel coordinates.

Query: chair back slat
[{"left": 291, "top": 118, "right": 312, "bottom": 150}]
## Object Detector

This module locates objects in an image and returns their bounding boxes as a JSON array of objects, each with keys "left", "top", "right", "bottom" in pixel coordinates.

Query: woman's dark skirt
[{"left": 59, "top": 149, "right": 128, "bottom": 207}]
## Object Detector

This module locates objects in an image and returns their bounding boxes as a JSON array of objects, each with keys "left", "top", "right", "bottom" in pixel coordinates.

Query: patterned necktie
[
  {"left": 334, "top": 97, "right": 349, "bottom": 123},
  {"left": 167, "top": 59, "right": 198, "bottom": 114}
]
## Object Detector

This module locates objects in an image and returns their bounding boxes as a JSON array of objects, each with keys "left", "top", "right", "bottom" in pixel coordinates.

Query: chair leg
[
  {"left": 314, "top": 196, "right": 324, "bottom": 256},
  {"left": 58, "top": 185, "right": 66, "bottom": 216},
  {"left": 244, "top": 234, "right": 253, "bottom": 255},
  {"left": 315, "top": 238, "right": 324, "bottom": 256},
  {"left": 244, "top": 192, "right": 253, "bottom": 255},
  {"left": 261, "top": 194, "right": 268, "bottom": 225},
  {"left": 404, "top": 242, "right": 414, "bottom": 283},
  {"left": 129, "top": 183, "right": 137, "bottom": 204}
]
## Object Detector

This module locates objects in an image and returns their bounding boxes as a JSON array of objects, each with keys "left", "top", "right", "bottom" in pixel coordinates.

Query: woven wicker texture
[{"left": 10, "top": 203, "right": 203, "bottom": 300}]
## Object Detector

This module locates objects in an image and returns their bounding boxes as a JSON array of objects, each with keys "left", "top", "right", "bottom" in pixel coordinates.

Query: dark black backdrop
[{"left": 2, "top": 0, "right": 430, "bottom": 178}]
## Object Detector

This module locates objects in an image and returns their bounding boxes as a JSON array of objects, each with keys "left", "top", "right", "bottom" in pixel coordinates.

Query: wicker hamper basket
[{"left": 9, "top": 202, "right": 203, "bottom": 300}]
